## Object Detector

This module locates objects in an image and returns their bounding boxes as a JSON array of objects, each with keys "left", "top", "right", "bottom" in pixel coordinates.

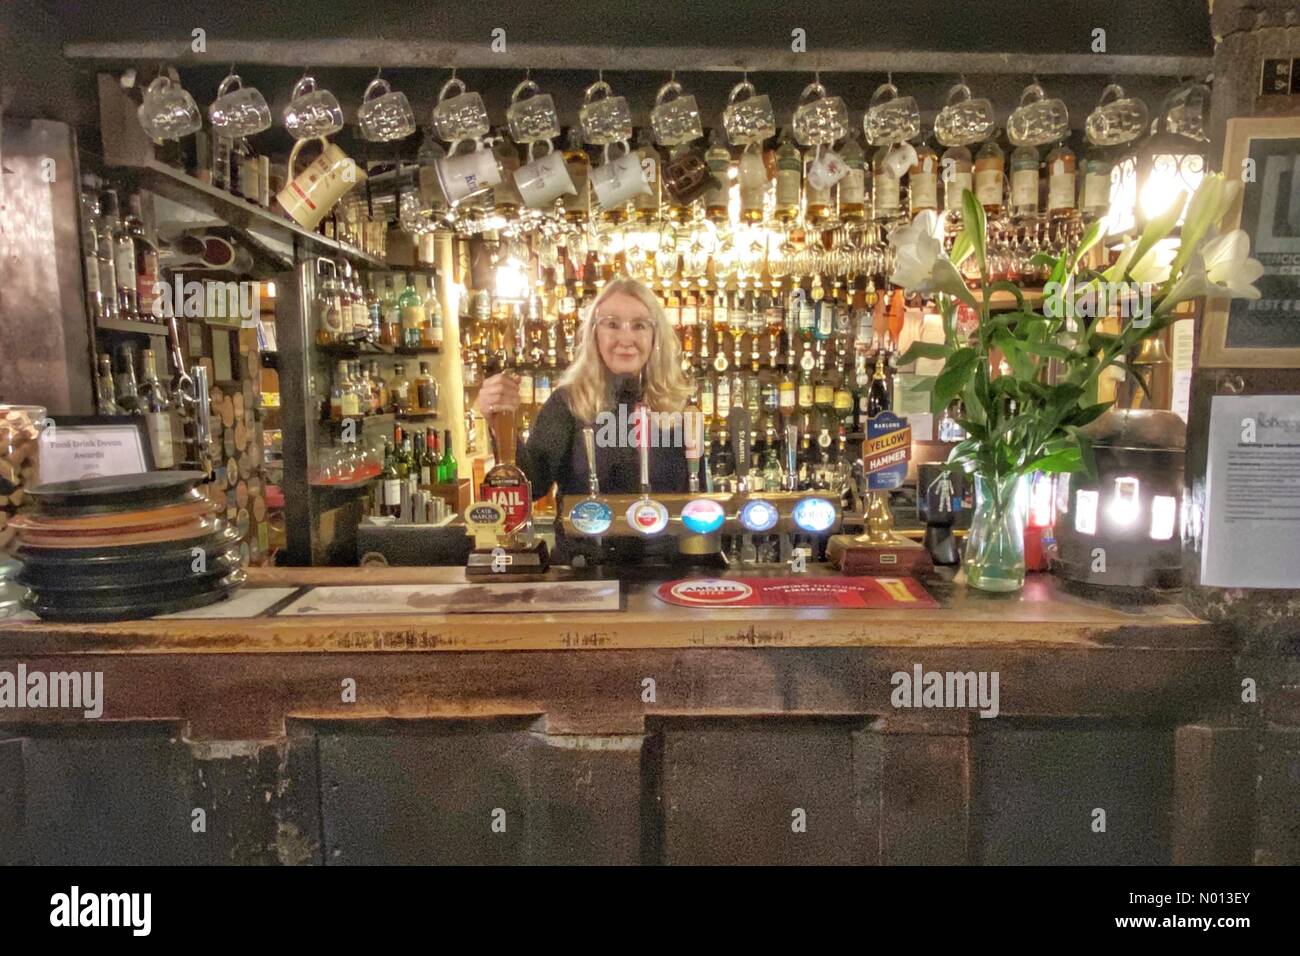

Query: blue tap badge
[
  {"left": 681, "top": 498, "right": 726, "bottom": 534},
  {"left": 739, "top": 498, "right": 780, "bottom": 533},
  {"left": 792, "top": 497, "right": 837, "bottom": 534},
  {"left": 569, "top": 498, "right": 613, "bottom": 535}
]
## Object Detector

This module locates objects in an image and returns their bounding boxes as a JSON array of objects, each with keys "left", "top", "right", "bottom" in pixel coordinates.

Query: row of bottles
[
  {"left": 79, "top": 177, "right": 161, "bottom": 325},
  {"left": 326, "top": 360, "right": 439, "bottom": 422},
  {"left": 94, "top": 346, "right": 176, "bottom": 468},
  {"left": 374, "top": 426, "right": 458, "bottom": 518},
  {"left": 315, "top": 265, "right": 445, "bottom": 351}
]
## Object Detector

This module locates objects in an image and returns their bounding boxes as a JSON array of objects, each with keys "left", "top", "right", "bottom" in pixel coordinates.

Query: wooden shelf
[
  {"left": 122, "top": 160, "right": 385, "bottom": 270},
  {"left": 95, "top": 317, "right": 168, "bottom": 336},
  {"left": 988, "top": 288, "right": 1045, "bottom": 312}
]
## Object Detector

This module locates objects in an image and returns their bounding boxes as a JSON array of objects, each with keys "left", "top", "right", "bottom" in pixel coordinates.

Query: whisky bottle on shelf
[
  {"left": 379, "top": 275, "right": 399, "bottom": 349},
  {"left": 774, "top": 131, "right": 802, "bottom": 222},
  {"left": 838, "top": 132, "right": 867, "bottom": 221},
  {"left": 95, "top": 353, "right": 121, "bottom": 415},
  {"left": 974, "top": 139, "right": 1005, "bottom": 218},
  {"left": 908, "top": 139, "right": 940, "bottom": 217},
  {"left": 114, "top": 345, "right": 142, "bottom": 415},
  {"left": 1009, "top": 144, "right": 1040, "bottom": 222},
  {"left": 561, "top": 128, "right": 591, "bottom": 225},
  {"left": 414, "top": 361, "right": 438, "bottom": 415},
  {"left": 138, "top": 348, "right": 174, "bottom": 467},
  {"left": 127, "top": 194, "right": 160, "bottom": 322},
  {"left": 805, "top": 147, "right": 833, "bottom": 225},
  {"left": 867, "top": 350, "right": 892, "bottom": 417},
  {"left": 941, "top": 144, "right": 973, "bottom": 220},
  {"left": 1046, "top": 140, "right": 1078, "bottom": 220},
  {"left": 705, "top": 130, "right": 732, "bottom": 223},
  {"left": 103, "top": 190, "right": 139, "bottom": 320},
  {"left": 398, "top": 275, "right": 426, "bottom": 349},
  {"left": 738, "top": 145, "right": 767, "bottom": 223},
  {"left": 389, "top": 362, "right": 411, "bottom": 414},
  {"left": 872, "top": 144, "right": 902, "bottom": 221}
]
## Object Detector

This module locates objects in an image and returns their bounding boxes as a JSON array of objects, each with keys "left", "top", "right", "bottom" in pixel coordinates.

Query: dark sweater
[{"left": 517, "top": 386, "right": 689, "bottom": 499}]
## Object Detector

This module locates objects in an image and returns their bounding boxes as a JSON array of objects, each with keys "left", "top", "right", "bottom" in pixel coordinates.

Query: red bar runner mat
[{"left": 655, "top": 576, "right": 938, "bottom": 609}]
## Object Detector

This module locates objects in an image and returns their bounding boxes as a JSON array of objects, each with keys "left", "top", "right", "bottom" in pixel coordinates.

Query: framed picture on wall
[{"left": 1200, "top": 115, "right": 1300, "bottom": 368}]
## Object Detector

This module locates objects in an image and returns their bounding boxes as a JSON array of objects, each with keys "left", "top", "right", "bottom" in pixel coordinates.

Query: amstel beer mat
[
  {"left": 569, "top": 498, "right": 613, "bottom": 535},
  {"left": 656, "top": 576, "right": 937, "bottom": 608},
  {"left": 864, "top": 411, "right": 911, "bottom": 491},
  {"left": 480, "top": 477, "right": 530, "bottom": 533}
]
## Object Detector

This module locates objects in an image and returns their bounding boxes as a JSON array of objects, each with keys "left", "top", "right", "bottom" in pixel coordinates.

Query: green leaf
[
  {"left": 1111, "top": 360, "right": 1152, "bottom": 401},
  {"left": 986, "top": 280, "right": 1026, "bottom": 313},
  {"left": 1067, "top": 217, "right": 1106, "bottom": 273},
  {"left": 1030, "top": 446, "right": 1084, "bottom": 474},
  {"left": 949, "top": 230, "right": 974, "bottom": 268},
  {"left": 961, "top": 188, "right": 986, "bottom": 275},
  {"left": 1067, "top": 400, "right": 1112, "bottom": 428},
  {"left": 1019, "top": 339, "right": 1072, "bottom": 360},
  {"left": 933, "top": 347, "right": 980, "bottom": 413},
  {"left": 896, "top": 341, "right": 953, "bottom": 364},
  {"left": 903, "top": 374, "right": 936, "bottom": 393},
  {"left": 1028, "top": 252, "right": 1058, "bottom": 270}
]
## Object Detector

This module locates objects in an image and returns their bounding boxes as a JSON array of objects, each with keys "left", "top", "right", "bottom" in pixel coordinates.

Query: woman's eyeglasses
[{"left": 595, "top": 315, "right": 655, "bottom": 336}]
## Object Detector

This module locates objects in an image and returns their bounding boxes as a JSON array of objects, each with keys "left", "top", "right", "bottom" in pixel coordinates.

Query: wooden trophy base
[
  {"left": 465, "top": 541, "right": 550, "bottom": 576},
  {"left": 828, "top": 533, "right": 934, "bottom": 575}
]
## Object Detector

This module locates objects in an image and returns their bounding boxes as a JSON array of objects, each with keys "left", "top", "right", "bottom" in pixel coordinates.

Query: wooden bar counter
[{"left": 0, "top": 566, "right": 1251, "bottom": 865}]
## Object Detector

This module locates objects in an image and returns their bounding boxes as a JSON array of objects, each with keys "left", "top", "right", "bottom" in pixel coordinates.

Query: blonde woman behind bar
[{"left": 476, "top": 276, "right": 695, "bottom": 497}]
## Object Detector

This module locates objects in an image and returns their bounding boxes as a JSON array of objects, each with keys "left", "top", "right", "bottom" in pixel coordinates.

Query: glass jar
[{"left": 963, "top": 472, "right": 1027, "bottom": 592}]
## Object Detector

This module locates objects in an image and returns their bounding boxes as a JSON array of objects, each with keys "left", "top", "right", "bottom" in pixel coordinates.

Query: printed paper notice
[{"left": 1202, "top": 394, "right": 1300, "bottom": 588}]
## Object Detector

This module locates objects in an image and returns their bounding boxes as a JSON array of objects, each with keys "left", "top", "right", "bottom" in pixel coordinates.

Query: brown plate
[
  {"left": 29, "top": 471, "right": 208, "bottom": 516},
  {"left": 9, "top": 498, "right": 217, "bottom": 534},
  {"left": 15, "top": 515, "right": 221, "bottom": 549}
]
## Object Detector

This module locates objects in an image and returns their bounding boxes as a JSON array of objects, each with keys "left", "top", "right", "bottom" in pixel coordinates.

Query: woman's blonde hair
[{"left": 557, "top": 275, "right": 693, "bottom": 423}]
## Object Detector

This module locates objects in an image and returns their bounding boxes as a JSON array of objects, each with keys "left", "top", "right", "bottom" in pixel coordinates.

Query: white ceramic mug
[
  {"left": 883, "top": 141, "right": 919, "bottom": 179},
  {"left": 806, "top": 147, "right": 848, "bottom": 190},
  {"left": 435, "top": 140, "right": 502, "bottom": 206},
  {"left": 591, "top": 142, "right": 651, "bottom": 208},
  {"left": 513, "top": 140, "right": 576, "bottom": 208},
  {"left": 275, "top": 137, "right": 365, "bottom": 230}
]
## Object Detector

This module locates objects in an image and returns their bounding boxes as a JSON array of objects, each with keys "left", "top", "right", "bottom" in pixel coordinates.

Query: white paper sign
[
  {"left": 37, "top": 423, "right": 149, "bottom": 484},
  {"left": 1201, "top": 394, "right": 1300, "bottom": 588}
]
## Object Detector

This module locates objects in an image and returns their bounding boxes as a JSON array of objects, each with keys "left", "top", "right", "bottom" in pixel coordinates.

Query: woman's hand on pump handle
[{"left": 475, "top": 372, "right": 522, "bottom": 419}]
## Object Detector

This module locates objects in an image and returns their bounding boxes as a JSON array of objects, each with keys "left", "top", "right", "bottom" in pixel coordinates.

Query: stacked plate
[{"left": 10, "top": 471, "right": 245, "bottom": 622}]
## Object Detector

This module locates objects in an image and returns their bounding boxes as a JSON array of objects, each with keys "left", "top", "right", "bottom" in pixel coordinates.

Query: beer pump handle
[
  {"left": 729, "top": 407, "right": 750, "bottom": 493},
  {"left": 191, "top": 365, "right": 212, "bottom": 470},
  {"left": 637, "top": 403, "right": 650, "bottom": 496},
  {"left": 785, "top": 423, "right": 799, "bottom": 492},
  {"left": 684, "top": 406, "right": 703, "bottom": 492},
  {"left": 582, "top": 426, "right": 600, "bottom": 496}
]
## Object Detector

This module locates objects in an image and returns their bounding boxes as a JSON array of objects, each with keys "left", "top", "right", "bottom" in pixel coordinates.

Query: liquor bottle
[
  {"left": 388, "top": 362, "right": 411, "bottom": 414},
  {"left": 114, "top": 345, "right": 142, "bottom": 415},
  {"left": 867, "top": 351, "right": 891, "bottom": 417},
  {"left": 774, "top": 131, "right": 802, "bottom": 222},
  {"left": 908, "top": 139, "right": 940, "bottom": 217},
  {"left": 1046, "top": 140, "right": 1078, "bottom": 220},
  {"left": 713, "top": 427, "right": 735, "bottom": 481},
  {"left": 704, "top": 130, "right": 732, "bottom": 223},
  {"left": 833, "top": 364, "right": 853, "bottom": 424},
  {"left": 370, "top": 360, "right": 389, "bottom": 413},
  {"left": 974, "top": 139, "right": 1005, "bottom": 218},
  {"left": 415, "top": 361, "right": 438, "bottom": 414},
  {"left": 664, "top": 282, "right": 682, "bottom": 330},
  {"left": 337, "top": 271, "right": 357, "bottom": 343},
  {"left": 480, "top": 410, "right": 530, "bottom": 537},
  {"left": 838, "top": 132, "right": 867, "bottom": 221},
  {"left": 425, "top": 276, "right": 444, "bottom": 349},
  {"left": 94, "top": 201, "right": 120, "bottom": 322},
  {"left": 127, "top": 194, "right": 160, "bottom": 321},
  {"left": 561, "top": 128, "right": 591, "bottom": 224},
  {"left": 716, "top": 369, "right": 732, "bottom": 421},
  {"left": 103, "top": 190, "right": 138, "bottom": 319},
  {"left": 398, "top": 275, "right": 425, "bottom": 349},
  {"left": 95, "top": 353, "right": 121, "bottom": 414},
  {"left": 492, "top": 135, "right": 523, "bottom": 217},
  {"left": 633, "top": 128, "right": 662, "bottom": 223},
  {"left": 365, "top": 275, "right": 383, "bottom": 344},
  {"left": 761, "top": 426, "right": 784, "bottom": 490},
  {"left": 814, "top": 353, "right": 835, "bottom": 411},
  {"left": 340, "top": 263, "right": 362, "bottom": 342},
  {"left": 379, "top": 275, "right": 399, "bottom": 348},
  {"left": 805, "top": 147, "right": 833, "bottom": 224},
  {"left": 778, "top": 366, "right": 797, "bottom": 416},
  {"left": 379, "top": 440, "right": 401, "bottom": 518},
  {"left": 1080, "top": 146, "right": 1113, "bottom": 221},
  {"left": 343, "top": 361, "right": 363, "bottom": 419},
  {"left": 138, "top": 348, "right": 174, "bottom": 467},
  {"left": 328, "top": 361, "right": 346, "bottom": 422},
  {"left": 872, "top": 144, "right": 902, "bottom": 221},
  {"left": 738, "top": 145, "right": 767, "bottom": 223},
  {"left": 797, "top": 365, "right": 814, "bottom": 410},
  {"left": 1009, "top": 144, "right": 1040, "bottom": 221},
  {"left": 440, "top": 428, "right": 457, "bottom": 484},
  {"left": 941, "top": 144, "right": 974, "bottom": 218}
]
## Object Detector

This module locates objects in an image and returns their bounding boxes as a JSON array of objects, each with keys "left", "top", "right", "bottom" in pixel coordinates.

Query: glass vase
[{"left": 964, "top": 472, "right": 1027, "bottom": 592}]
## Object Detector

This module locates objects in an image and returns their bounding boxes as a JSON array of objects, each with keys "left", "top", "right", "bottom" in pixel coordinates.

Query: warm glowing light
[
  {"left": 494, "top": 258, "right": 529, "bottom": 301},
  {"left": 264, "top": 281, "right": 276, "bottom": 298},
  {"left": 1075, "top": 490, "right": 1099, "bottom": 535},
  {"left": 1028, "top": 473, "right": 1055, "bottom": 528},
  {"left": 1138, "top": 153, "right": 1204, "bottom": 226},
  {"left": 1108, "top": 476, "right": 1141, "bottom": 526},
  {"left": 1150, "top": 495, "right": 1176, "bottom": 541}
]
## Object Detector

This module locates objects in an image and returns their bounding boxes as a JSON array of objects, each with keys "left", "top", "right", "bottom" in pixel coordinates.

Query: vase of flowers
[{"left": 893, "top": 175, "right": 1262, "bottom": 592}]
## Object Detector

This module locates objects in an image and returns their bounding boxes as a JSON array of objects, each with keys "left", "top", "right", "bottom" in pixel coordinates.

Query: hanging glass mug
[
  {"left": 208, "top": 73, "right": 271, "bottom": 138},
  {"left": 1164, "top": 82, "right": 1211, "bottom": 142},
  {"left": 863, "top": 81, "right": 920, "bottom": 146},
  {"left": 723, "top": 79, "right": 776, "bottom": 147},
  {"left": 579, "top": 80, "right": 633, "bottom": 146},
  {"left": 934, "top": 82, "right": 995, "bottom": 147},
  {"left": 1085, "top": 84, "right": 1149, "bottom": 147},
  {"left": 506, "top": 78, "right": 560, "bottom": 145},
  {"left": 357, "top": 76, "right": 416, "bottom": 143},
  {"left": 651, "top": 79, "right": 703, "bottom": 147},
  {"left": 283, "top": 75, "right": 344, "bottom": 140},
  {"left": 137, "top": 74, "right": 202, "bottom": 141},
  {"left": 431, "top": 76, "right": 490, "bottom": 144},
  {"left": 793, "top": 81, "right": 848, "bottom": 146},
  {"left": 1008, "top": 82, "right": 1070, "bottom": 147}
]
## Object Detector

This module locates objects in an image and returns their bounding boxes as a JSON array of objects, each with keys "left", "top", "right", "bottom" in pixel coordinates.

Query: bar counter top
[{"left": 0, "top": 565, "right": 1223, "bottom": 654}]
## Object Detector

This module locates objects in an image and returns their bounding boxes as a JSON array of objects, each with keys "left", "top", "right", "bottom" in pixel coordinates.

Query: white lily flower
[
  {"left": 1106, "top": 236, "right": 1175, "bottom": 285},
  {"left": 1162, "top": 228, "right": 1264, "bottom": 306},
  {"left": 888, "top": 211, "right": 944, "bottom": 291}
]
